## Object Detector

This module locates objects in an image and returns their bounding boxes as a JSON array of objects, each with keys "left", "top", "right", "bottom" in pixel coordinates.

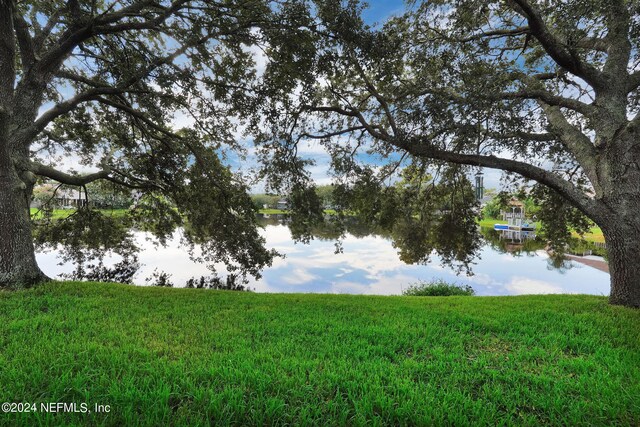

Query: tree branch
[
  {"left": 302, "top": 102, "right": 607, "bottom": 221},
  {"left": 510, "top": 0, "right": 604, "bottom": 90},
  {"left": 21, "top": 86, "right": 122, "bottom": 142},
  {"left": 500, "top": 87, "right": 597, "bottom": 117},
  {"left": 12, "top": 11, "right": 36, "bottom": 69},
  {"left": 627, "top": 70, "right": 640, "bottom": 93},
  {"left": 29, "top": 161, "right": 161, "bottom": 190},
  {"left": 31, "top": 0, "right": 185, "bottom": 86},
  {"left": 351, "top": 56, "right": 399, "bottom": 137},
  {"left": 538, "top": 101, "right": 601, "bottom": 193},
  {"left": 491, "top": 130, "right": 556, "bottom": 142},
  {"left": 94, "top": 96, "right": 178, "bottom": 139},
  {"left": 29, "top": 162, "right": 111, "bottom": 186},
  {"left": 458, "top": 26, "right": 529, "bottom": 43},
  {"left": 33, "top": 8, "right": 62, "bottom": 52},
  {"left": 301, "top": 126, "right": 366, "bottom": 140},
  {"left": 55, "top": 69, "right": 113, "bottom": 88},
  {"left": 0, "top": 0, "right": 16, "bottom": 114},
  {"left": 574, "top": 37, "right": 608, "bottom": 52},
  {"left": 17, "top": 31, "right": 212, "bottom": 145},
  {"left": 395, "top": 138, "right": 604, "bottom": 221},
  {"left": 602, "top": 0, "right": 631, "bottom": 79}
]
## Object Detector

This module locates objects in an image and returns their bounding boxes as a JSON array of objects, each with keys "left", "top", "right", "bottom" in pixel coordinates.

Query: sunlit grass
[
  {"left": 574, "top": 226, "right": 605, "bottom": 243},
  {"left": 258, "top": 208, "right": 289, "bottom": 214},
  {"left": 0, "top": 282, "right": 638, "bottom": 426}
]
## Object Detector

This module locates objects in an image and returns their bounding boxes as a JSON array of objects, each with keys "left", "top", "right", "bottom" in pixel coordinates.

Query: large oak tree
[
  {"left": 0, "top": 0, "right": 308, "bottom": 286},
  {"left": 257, "top": 0, "right": 640, "bottom": 307}
]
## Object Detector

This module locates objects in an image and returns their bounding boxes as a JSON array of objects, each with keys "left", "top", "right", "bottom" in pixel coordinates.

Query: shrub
[
  {"left": 403, "top": 280, "right": 475, "bottom": 296},
  {"left": 146, "top": 269, "right": 173, "bottom": 287},
  {"left": 185, "top": 274, "right": 252, "bottom": 291}
]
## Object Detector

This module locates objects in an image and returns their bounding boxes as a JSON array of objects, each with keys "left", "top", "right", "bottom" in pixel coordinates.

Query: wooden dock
[{"left": 565, "top": 254, "right": 609, "bottom": 273}]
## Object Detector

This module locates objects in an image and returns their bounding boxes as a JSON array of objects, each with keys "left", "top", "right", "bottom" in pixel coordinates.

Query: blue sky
[{"left": 361, "top": 0, "right": 407, "bottom": 24}]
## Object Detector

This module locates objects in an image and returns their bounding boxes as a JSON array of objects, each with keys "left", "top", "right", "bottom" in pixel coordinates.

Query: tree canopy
[
  {"left": 0, "top": 0, "right": 313, "bottom": 285},
  {"left": 253, "top": 0, "right": 640, "bottom": 307}
]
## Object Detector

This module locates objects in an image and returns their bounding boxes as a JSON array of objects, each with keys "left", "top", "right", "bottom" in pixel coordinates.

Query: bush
[
  {"left": 146, "top": 269, "right": 173, "bottom": 287},
  {"left": 482, "top": 197, "right": 503, "bottom": 219},
  {"left": 185, "top": 274, "right": 252, "bottom": 291},
  {"left": 403, "top": 280, "right": 475, "bottom": 296}
]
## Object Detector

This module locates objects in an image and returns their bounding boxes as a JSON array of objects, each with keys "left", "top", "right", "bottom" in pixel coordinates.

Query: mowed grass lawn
[
  {"left": 29, "top": 208, "right": 128, "bottom": 219},
  {"left": 1, "top": 282, "right": 638, "bottom": 426}
]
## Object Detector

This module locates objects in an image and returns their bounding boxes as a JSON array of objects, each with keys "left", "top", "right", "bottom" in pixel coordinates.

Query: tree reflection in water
[{"left": 37, "top": 211, "right": 608, "bottom": 286}]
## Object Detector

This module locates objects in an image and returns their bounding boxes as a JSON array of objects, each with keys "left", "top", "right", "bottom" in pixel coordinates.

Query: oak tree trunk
[
  {"left": 597, "top": 131, "right": 640, "bottom": 308},
  {"left": 0, "top": 142, "right": 46, "bottom": 288},
  {"left": 602, "top": 220, "right": 640, "bottom": 308}
]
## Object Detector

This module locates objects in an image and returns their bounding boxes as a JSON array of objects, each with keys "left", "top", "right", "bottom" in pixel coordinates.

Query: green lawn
[
  {"left": 577, "top": 225, "right": 606, "bottom": 243},
  {"left": 0, "top": 282, "right": 638, "bottom": 426},
  {"left": 258, "top": 209, "right": 338, "bottom": 215},
  {"left": 29, "top": 208, "right": 128, "bottom": 219},
  {"left": 258, "top": 208, "right": 289, "bottom": 214}
]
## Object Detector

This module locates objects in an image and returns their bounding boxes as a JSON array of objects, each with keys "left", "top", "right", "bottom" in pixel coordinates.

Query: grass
[
  {"left": 258, "top": 208, "right": 289, "bottom": 214},
  {"left": 258, "top": 209, "right": 338, "bottom": 215},
  {"left": 575, "top": 225, "right": 605, "bottom": 243},
  {"left": 29, "top": 208, "right": 128, "bottom": 219},
  {"left": 0, "top": 282, "right": 638, "bottom": 426}
]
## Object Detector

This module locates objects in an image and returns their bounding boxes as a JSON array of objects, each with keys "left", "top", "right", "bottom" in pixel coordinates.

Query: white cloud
[
  {"left": 281, "top": 268, "right": 319, "bottom": 285},
  {"left": 466, "top": 272, "right": 496, "bottom": 286},
  {"left": 505, "top": 277, "right": 565, "bottom": 295},
  {"left": 242, "top": 30, "right": 268, "bottom": 77}
]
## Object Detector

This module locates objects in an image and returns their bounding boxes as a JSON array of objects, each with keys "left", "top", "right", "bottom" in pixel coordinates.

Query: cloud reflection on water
[{"left": 36, "top": 223, "right": 610, "bottom": 296}]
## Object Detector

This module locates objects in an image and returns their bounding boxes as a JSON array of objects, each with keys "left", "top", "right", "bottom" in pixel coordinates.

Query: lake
[{"left": 35, "top": 216, "right": 611, "bottom": 296}]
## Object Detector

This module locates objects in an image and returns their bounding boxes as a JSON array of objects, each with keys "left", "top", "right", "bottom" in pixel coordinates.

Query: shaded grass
[
  {"left": 258, "top": 208, "right": 290, "bottom": 214},
  {"left": 0, "top": 282, "right": 638, "bottom": 426},
  {"left": 258, "top": 209, "right": 338, "bottom": 215},
  {"left": 29, "top": 208, "right": 128, "bottom": 219}
]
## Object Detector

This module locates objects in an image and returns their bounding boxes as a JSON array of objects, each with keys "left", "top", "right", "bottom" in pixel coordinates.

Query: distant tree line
[{"left": 251, "top": 185, "right": 335, "bottom": 210}]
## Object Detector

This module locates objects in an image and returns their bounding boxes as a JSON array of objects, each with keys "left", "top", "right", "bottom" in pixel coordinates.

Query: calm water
[{"left": 35, "top": 221, "right": 610, "bottom": 296}]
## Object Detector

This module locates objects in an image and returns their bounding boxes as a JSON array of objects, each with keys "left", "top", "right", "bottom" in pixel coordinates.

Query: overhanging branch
[
  {"left": 395, "top": 138, "right": 605, "bottom": 221},
  {"left": 30, "top": 162, "right": 111, "bottom": 186},
  {"left": 29, "top": 161, "right": 161, "bottom": 190},
  {"left": 458, "top": 26, "right": 529, "bottom": 43},
  {"left": 301, "top": 103, "right": 607, "bottom": 221}
]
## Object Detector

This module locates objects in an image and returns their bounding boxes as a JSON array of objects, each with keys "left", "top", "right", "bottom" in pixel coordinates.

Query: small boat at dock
[
  {"left": 493, "top": 199, "right": 535, "bottom": 231},
  {"left": 494, "top": 223, "right": 535, "bottom": 231}
]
